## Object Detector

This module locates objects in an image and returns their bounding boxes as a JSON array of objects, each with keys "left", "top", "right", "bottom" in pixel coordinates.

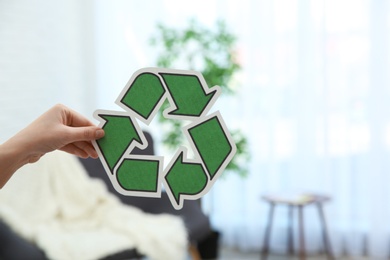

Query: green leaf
[{"left": 150, "top": 18, "right": 250, "bottom": 179}]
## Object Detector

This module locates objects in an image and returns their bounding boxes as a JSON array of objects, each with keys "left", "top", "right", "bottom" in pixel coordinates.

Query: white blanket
[{"left": 0, "top": 151, "right": 187, "bottom": 260}]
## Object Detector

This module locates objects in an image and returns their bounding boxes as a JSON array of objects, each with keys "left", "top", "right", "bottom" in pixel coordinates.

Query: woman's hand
[{"left": 0, "top": 104, "right": 105, "bottom": 187}]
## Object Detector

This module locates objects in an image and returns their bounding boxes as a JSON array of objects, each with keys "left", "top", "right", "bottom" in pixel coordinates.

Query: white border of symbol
[{"left": 92, "top": 68, "right": 237, "bottom": 209}]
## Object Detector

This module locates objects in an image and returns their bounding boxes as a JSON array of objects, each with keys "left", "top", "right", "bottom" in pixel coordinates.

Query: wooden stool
[{"left": 260, "top": 193, "right": 334, "bottom": 260}]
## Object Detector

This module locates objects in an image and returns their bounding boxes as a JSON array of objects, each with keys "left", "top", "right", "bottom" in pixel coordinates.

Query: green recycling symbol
[{"left": 92, "top": 68, "right": 236, "bottom": 209}]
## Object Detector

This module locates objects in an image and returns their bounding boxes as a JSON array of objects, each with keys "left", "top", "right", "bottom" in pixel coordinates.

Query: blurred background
[{"left": 1, "top": 0, "right": 390, "bottom": 259}]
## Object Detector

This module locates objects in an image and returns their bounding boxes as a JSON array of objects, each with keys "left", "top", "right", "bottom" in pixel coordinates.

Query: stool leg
[
  {"left": 317, "top": 203, "right": 334, "bottom": 260},
  {"left": 261, "top": 203, "right": 275, "bottom": 260},
  {"left": 298, "top": 205, "right": 305, "bottom": 260},
  {"left": 287, "top": 205, "right": 294, "bottom": 255}
]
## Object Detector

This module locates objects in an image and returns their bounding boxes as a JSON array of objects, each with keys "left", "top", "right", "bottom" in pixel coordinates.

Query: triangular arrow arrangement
[{"left": 92, "top": 68, "right": 236, "bottom": 209}]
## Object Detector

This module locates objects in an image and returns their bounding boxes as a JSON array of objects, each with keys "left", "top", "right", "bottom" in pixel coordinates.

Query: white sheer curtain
[{"left": 94, "top": 0, "right": 390, "bottom": 258}]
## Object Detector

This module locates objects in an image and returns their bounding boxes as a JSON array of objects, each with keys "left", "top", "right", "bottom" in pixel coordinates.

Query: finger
[
  {"left": 65, "top": 126, "right": 105, "bottom": 143},
  {"left": 62, "top": 105, "right": 95, "bottom": 127},
  {"left": 60, "top": 143, "right": 89, "bottom": 158},
  {"left": 73, "top": 141, "right": 99, "bottom": 159}
]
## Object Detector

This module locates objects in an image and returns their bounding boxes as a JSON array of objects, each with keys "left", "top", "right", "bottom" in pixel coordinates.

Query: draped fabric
[{"left": 201, "top": 1, "right": 390, "bottom": 258}]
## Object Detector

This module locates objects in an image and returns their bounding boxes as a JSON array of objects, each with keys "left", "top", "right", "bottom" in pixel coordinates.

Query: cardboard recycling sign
[{"left": 92, "top": 68, "right": 236, "bottom": 209}]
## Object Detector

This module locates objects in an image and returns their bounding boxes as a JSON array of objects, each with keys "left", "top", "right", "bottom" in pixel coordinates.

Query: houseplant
[{"left": 150, "top": 18, "right": 249, "bottom": 178}]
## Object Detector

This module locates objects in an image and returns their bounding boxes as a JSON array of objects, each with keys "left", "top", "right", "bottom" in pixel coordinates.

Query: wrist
[
  {"left": 0, "top": 138, "right": 27, "bottom": 165},
  {"left": 0, "top": 137, "right": 32, "bottom": 187}
]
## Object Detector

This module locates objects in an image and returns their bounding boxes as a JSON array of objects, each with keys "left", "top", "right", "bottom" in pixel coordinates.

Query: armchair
[{"left": 79, "top": 131, "right": 212, "bottom": 260}]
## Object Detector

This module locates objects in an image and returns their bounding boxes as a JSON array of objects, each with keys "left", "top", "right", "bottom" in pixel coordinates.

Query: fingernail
[{"left": 95, "top": 129, "right": 105, "bottom": 139}]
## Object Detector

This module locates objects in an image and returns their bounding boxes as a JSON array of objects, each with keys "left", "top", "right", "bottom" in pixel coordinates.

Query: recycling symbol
[{"left": 92, "top": 68, "right": 236, "bottom": 209}]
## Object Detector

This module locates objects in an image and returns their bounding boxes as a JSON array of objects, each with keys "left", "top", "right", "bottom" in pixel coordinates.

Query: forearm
[{"left": 0, "top": 138, "right": 30, "bottom": 188}]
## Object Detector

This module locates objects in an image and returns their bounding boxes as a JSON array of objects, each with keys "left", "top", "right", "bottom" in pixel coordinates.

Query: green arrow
[
  {"left": 165, "top": 152, "right": 208, "bottom": 205},
  {"left": 188, "top": 115, "right": 233, "bottom": 180},
  {"left": 117, "top": 158, "right": 160, "bottom": 192},
  {"left": 93, "top": 68, "right": 236, "bottom": 208},
  {"left": 120, "top": 72, "right": 165, "bottom": 120},
  {"left": 96, "top": 114, "right": 142, "bottom": 172},
  {"left": 160, "top": 73, "right": 216, "bottom": 117}
]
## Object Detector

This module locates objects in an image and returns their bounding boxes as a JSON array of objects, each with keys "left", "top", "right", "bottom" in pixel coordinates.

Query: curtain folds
[{"left": 94, "top": 0, "right": 390, "bottom": 258}]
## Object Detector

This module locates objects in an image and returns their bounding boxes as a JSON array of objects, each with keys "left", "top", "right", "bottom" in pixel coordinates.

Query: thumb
[{"left": 66, "top": 126, "right": 105, "bottom": 142}]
